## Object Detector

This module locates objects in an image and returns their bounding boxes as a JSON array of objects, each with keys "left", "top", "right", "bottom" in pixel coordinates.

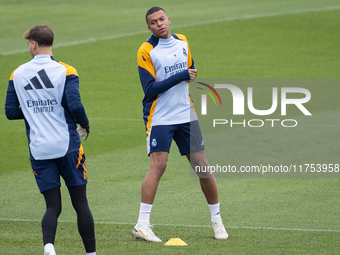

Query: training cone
[{"left": 164, "top": 238, "right": 187, "bottom": 246}]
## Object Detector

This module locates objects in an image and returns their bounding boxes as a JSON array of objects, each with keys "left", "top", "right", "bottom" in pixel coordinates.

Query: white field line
[
  {"left": 1, "top": 218, "right": 339, "bottom": 233},
  {"left": 1, "top": 5, "right": 340, "bottom": 56}
]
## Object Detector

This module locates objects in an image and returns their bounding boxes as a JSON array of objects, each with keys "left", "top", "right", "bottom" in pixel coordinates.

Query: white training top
[
  {"left": 138, "top": 34, "right": 197, "bottom": 136},
  {"left": 11, "top": 55, "right": 72, "bottom": 160}
]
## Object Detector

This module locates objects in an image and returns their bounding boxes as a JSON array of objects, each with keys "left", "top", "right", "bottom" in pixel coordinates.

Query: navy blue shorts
[
  {"left": 146, "top": 120, "right": 205, "bottom": 156},
  {"left": 31, "top": 145, "right": 88, "bottom": 193}
]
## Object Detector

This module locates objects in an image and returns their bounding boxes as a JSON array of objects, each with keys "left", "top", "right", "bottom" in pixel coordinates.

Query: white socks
[
  {"left": 209, "top": 202, "right": 221, "bottom": 220},
  {"left": 137, "top": 202, "right": 153, "bottom": 223},
  {"left": 87, "top": 252, "right": 96, "bottom": 255},
  {"left": 137, "top": 202, "right": 220, "bottom": 223},
  {"left": 44, "top": 243, "right": 56, "bottom": 255}
]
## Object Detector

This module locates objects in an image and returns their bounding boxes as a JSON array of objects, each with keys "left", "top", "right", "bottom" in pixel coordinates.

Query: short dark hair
[
  {"left": 145, "top": 6, "right": 166, "bottom": 24},
  {"left": 23, "top": 25, "right": 54, "bottom": 47}
]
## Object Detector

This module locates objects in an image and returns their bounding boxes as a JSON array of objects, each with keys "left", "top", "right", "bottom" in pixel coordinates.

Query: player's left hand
[
  {"left": 188, "top": 68, "right": 197, "bottom": 83},
  {"left": 77, "top": 124, "right": 90, "bottom": 141}
]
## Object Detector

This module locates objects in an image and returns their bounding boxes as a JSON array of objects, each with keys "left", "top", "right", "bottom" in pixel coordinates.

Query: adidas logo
[{"left": 25, "top": 69, "right": 54, "bottom": 90}]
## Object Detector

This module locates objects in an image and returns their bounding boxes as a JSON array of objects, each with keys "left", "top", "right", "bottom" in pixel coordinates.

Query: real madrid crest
[
  {"left": 151, "top": 138, "right": 157, "bottom": 147},
  {"left": 182, "top": 48, "right": 187, "bottom": 56}
]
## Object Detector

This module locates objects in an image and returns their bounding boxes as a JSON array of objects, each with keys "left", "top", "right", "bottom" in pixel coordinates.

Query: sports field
[{"left": 0, "top": 0, "right": 339, "bottom": 254}]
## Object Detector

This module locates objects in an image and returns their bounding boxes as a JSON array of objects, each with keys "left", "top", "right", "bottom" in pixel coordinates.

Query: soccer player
[
  {"left": 132, "top": 7, "right": 228, "bottom": 242},
  {"left": 5, "top": 25, "right": 96, "bottom": 255}
]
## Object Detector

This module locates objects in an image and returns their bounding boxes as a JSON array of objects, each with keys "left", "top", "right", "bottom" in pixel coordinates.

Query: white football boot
[
  {"left": 132, "top": 222, "right": 162, "bottom": 242},
  {"left": 211, "top": 218, "right": 229, "bottom": 239}
]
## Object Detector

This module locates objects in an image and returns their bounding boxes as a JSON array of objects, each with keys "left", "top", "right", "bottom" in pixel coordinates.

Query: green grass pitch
[{"left": 0, "top": 0, "right": 340, "bottom": 254}]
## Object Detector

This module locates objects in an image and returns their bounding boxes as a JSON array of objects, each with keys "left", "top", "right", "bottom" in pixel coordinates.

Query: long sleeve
[
  {"left": 5, "top": 79, "right": 24, "bottom": 120},
  {"left": 138, "top": 66, "right": 190, "bottom": 98},
  {"left": 63, "top": 74, "right": 89, "bottom": 127}
]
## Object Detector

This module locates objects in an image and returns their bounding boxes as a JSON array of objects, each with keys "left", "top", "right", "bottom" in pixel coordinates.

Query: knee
[
  {"left": 196, "top": 169, "right": 215, "bottom": 179},
  {"left": 149, "top": 160, "right": 167, "bottom": 180},
  {"left": 54, "top": 206, "right": 62, "bottom": 217},
  {"left": 155, "top": 160, "right": 167, "bottom": 171},
  {"left": 68, "top": 185, "right": 88, "bottom": 212},
  {"left": 46, "top": 203, "right": 62, "bottom": 217},
  {"left": 188, "top": 151, "right": 209, "bottom": 168},
  {"left": 150, "top": 156, "right": 168, "bottom": 172},
  {"left": 196, "top": 158, "right": 209, "bottom": 167},
  {"left": 191, "top": 158, "right": 209, "bottom": 171},
  {"left": 44, "top": 191, "right": 62, "bottom": 216}
]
